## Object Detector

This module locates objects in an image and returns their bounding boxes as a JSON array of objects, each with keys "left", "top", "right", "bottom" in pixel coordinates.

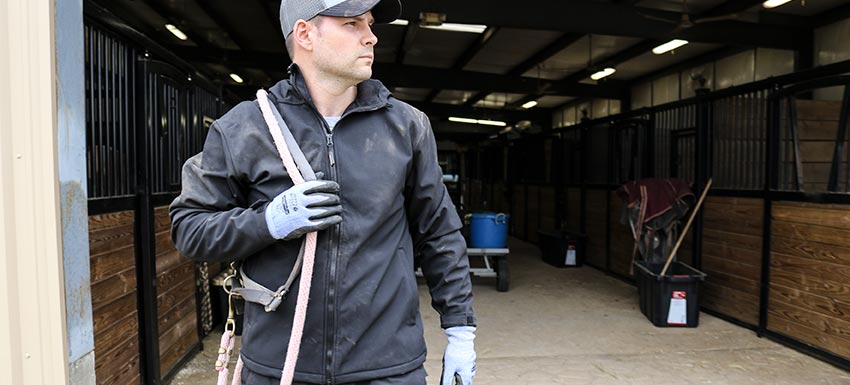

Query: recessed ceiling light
[
  {"left": 652, "top": 39, "right": 689, "bottom": 55},
  {"left": 521, "top": 100, "right": 538, "bottom": 109},
  {"left": 165, "top": 24, "right": 187, "bottom": 41},
  {"left": 229, "top": 73, "right": 243, "bottom": 84},
  {"left": 590, "top": 68, "right": 616, "bottom": 81},
  {"left": 389, "top": 19, "right": 409, "bottom": 26},
  {"left": 449, "top": 117, "right": 507, "bottom": 126},
  {"left": 422, "top": 23, "right": 487, "bottom": 34},
  {"left": 763, "top": 0, "right": 792, "bottom": 8}
]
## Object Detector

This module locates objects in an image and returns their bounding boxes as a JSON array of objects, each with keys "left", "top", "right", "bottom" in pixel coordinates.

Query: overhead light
[
  {"left": 389, "top": 19, "right": 409, "bottom": 26},
  {"left": 652, "top": 39, "right": 689, "bottom": 55},
  {"left": 449, "top": 117, "right": 507, "bottom": 126},
  {"left": 422, "top": 23, "right": 487, "bottom": 34},
  {"left": 165, "top": 24, "right": 188, "bottom": 41},
  {"left": 521, "top": 100, "right": 538, "bottom": 109},
  {"left": 590, "top": 67, "right": 616, "bottom": 81},
  {"left": 229, "top": 73, "right": 243, "bottom": 83},
  {"left": 763, "top": 0, "right": 792, "bottom": 8},
  {"left": 419, "top": 12, "right": 447, "bottom": 26}
]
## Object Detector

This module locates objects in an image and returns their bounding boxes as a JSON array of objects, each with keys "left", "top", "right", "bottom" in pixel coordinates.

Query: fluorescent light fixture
[
  {"left": 521, "top": 100, "right": 538, "bottom": 109},
  {"left": 652, "top": 39, "right": 689, "bottom": 55},
  {"left": 449, "top": 117, "right": 507, "bottom": 126},
  {"left": 229, "top": 73, "right": 244, "bottom": 84},
  {"left": 165, "top": 24, "right": 188, "bottom": 41},
  {"left": 590, "top": 67, "right": 616, "bottom": 81},
  {"left": 422, "top": 23, "right": 487, "bottom": 34},
  {"left": 763, "top": 0, "right": 792, "bottom": 8},
  {"left": 389, "top": 19, "right": 409, "bottom": 26}
]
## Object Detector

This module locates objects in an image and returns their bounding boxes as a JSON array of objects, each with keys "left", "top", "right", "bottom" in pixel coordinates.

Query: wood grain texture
[
  {"left": 90, "top": 244, "right": 135, "bottom": 285},
  {"left": 159, "top": 313, "right": 199, "bottom": 375},
  {"left": 608, "top": 191, "right": 633, "bottom": 277},
  {"left": 585, "top": 189, "right": 608, "bottom": 269},
  {"left": 702, "top": 281, "right": 760, "bottom": 326},
  {"left": 526, "top": 185, "right": 540, "bottom": 243},
  {"left": 566, "top": 188, "right": 581, "bottom": 232},
  {"left": 93, "top": 310, "right": 138, "bottom": 360},
  {"left": 91, "top": 268, "right": 137, "bottom": 310}
]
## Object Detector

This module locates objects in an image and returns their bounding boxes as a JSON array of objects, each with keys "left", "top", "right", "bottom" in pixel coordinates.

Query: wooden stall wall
[
  {"left": 769, "top": 201, "right": 850, "bottom": 359},
  {"left": 565, "top": 187, "right": 581, "bottom": 232},
  {"left": 526, "top": 185, "right": 541, "bottom": 243},
  {"left": 608, "top": 191, "right": 633, "bottom": 278},
  {"left": 700, "top": 197, "right": 764, "bottom": 326},
  {"left": 511, "top": 185, "right": 526, "bottom": 240},
  {"left": 89, "top": 210, "right": 140, "bottom": 385},
  {"left": 153, "top": 206, "right": 199, "bottom": 375},
  {"left": 491, "top": 183, "right": 508, "bottom": 214},
  {"left": 539, "top": 186, "right": 556, "bottom": 232},
  {"left": 584, "top": 189, "right": 608, "bottom": 270}
]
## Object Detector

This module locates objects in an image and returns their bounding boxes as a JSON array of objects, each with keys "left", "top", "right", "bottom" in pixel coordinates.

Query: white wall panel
[
  {"left": 755, "top": 48, "right": 795, "bottom": 81},
  {"left": 652, "top": 72, "right": 679, "bottom": 106},
  {"left": 716, "top": 50, "right": 755, "bottom": 90}
]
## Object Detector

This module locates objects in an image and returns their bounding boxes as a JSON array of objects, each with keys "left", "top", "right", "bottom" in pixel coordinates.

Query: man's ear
[{"left": 292, "top": 19, "right": 314, "bottom": 52}]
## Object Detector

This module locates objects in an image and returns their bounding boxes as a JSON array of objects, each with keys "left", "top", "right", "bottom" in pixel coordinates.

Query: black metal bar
[
  {"left": 759, "top": 85, "right": 781, "bottom": 338},
  {"left": 87, "top": 196, "right": 136, "bottom": 215},
  {"left": 580, "top": 127, "right": 587, "bottom": 235},
  {"left": 135, "top": 54, "right": 163, "bottom": 385},
  {"left": 828, "top": 85, "right": 850, "bottom": 191}
]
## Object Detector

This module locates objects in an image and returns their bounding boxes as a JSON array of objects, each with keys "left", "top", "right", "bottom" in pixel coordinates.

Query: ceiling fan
[{"left": 640, "top": 0, "right": 740, "bottom": 33}]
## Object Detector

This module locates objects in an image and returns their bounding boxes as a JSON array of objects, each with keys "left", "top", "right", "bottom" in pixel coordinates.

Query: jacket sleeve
[
  {"left": 169, "top": 121, "right": 276, "bottom": 263},
  {"left": 404, "top": 110, "right": 476, "bottom": 329}
]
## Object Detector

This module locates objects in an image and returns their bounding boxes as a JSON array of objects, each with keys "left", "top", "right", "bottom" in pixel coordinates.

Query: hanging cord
[{"left": 256, "top": 89, "right": 318, "bottom": 385}]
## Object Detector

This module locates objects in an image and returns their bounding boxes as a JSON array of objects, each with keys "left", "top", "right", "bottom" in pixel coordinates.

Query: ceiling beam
[
  {"left": 463, "top": 33, "right": 585, "bottom": 107},
  {"left": 172, "top": 46, "right": 627, "bottom": 98},
  {"left": 395, "top": 23, "right": 420, "bottom": 64},
  {"left": 397, "top": 0, "right": 806, "bottom": 49},
  {"left": 425, "top": 26, "right": 499, "bottom": 102}
]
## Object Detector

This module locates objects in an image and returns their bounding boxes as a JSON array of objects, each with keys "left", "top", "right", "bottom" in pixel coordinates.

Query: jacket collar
[{"left": 269, "top": 63, "right": 391, "bottom": 115}]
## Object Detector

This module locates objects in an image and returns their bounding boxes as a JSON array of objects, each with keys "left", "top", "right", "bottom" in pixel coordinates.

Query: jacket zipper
[{"left": 325, "top": 128, "right": 338, "bottom": 385}]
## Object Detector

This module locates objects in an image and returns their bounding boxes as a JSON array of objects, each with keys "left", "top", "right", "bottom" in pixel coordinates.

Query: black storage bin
[
  {"left": 537, "top": 230, "right": 586, "bottom": 267},
  {"left": 634, "top": 260, "right": 706, "bottom": 327}
]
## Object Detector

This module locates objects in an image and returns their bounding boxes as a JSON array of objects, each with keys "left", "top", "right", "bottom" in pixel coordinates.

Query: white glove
[
  {"left": 441, "top": 326, "right": 476, "bottom": 385},
  {"left": 265, "top": 180, "right": 342, "bottom": 240}
]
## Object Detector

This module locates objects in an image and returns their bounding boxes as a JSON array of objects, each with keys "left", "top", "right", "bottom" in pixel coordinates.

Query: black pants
[{"left": 240, "top": 365, "right": 427, "bottom": 385}]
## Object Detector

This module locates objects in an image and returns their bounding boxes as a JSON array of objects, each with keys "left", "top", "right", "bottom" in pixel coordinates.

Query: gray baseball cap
[{"left": 280, "top": 0, "right": 402, "bottom": 38}]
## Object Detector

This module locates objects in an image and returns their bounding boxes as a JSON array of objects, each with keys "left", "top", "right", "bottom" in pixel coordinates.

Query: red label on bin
[{"left": 672, "top": 291, "right": 686, "bottom": 300}]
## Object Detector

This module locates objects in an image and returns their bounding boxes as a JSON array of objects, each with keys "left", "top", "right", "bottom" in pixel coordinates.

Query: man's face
[{"left": 310, "top": 12, "right": 378, "bottom": 86}]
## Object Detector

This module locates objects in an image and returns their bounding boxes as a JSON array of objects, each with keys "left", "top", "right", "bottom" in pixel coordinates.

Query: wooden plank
[
  {"left": 89, "top": 222, "right": 135, "bottom": 257},
  {"left": 768, "top": 315, "right": 850, "bottom": 360},
  {"left": 93, "top": 310, "right": 138, "bottom": 362},
  {"left": 96, "top": 336, "right": 140, "bottom": 385},
  {"left": 88, "top": 210, "right": 134, "bottom": 232},
  {"left": 156, "top": 249, "right": 185, "bottom": 276},
  {"left": 772, "top": 219, "right": 850, "bottom": 248},
  {"left": 90, "top": 244, "right": 135, "bottom": 285},
  {"left": 702, "top": 253, "right": 761, "bottom": 281},
  {"left": 702, "top": 282, "right": 760, "bottom": 325},
  {"left": 158, "top": 295, "right": 197, "bottom": 336},
  {"left": 159, "top": 310, "right": 197, "bottom": 357},
  {"left": 703, "top": 228, "right": 763, "bottom": 254},
  {"left": 157, "top": 275, "right": 196, "bottom": 312},
  {"left": 512, "top": 185, "right": 526, "bottom": 239},
  {"left": 702, "top": 268, "right": 760, "bottom": 296},
  {"left": 91, "top": 268, "right": 136, "bottom": 310},
  {"left": 526, "top": 185, "right": 540, "bottom": 243},
  {"left": 772, "top": 235, "right": 850, "bottom": 267},
  {"left": 154, "top": 205, "right": 172, "bottom": 233},
  {"left": 769, "top": 297, "right": 850, "bottom": 340},
  {"left": 566, "top": 188, "right": 581, "bottom": 232},
  {"left": 770, "top": 282, "right": 850, "bottom": 320},
  {"left": 705, "top": 196, "right": 763, "bottom": 208},
  {"left": 702, "top": 239, "right": 762, "bottom": 267},
  {"left": 798, "top": 141, "right": 840, "bottom": 163},
  {"left": 160, "top": 321, "right": 200, "bottom": 376},
  {"left": 771, "top": 253, "right": 850, "bottom": 290},
  {"left": 773, "top": 202, "right": 850, "bottom": 229},
  {"left": 703, "top": 200, "right": 764, "bottom": 237},
  {"left": 92, "top": 291, "right": 137, "bottom": 336},
  {"left": 157, "top": 260, "right": 195, "bottom": 296},
  {"left": 770, "top": 265, "right": 850, "bottom": 303}
]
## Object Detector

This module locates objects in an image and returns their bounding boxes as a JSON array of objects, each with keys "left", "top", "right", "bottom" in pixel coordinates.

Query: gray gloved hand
[{"left": 264, "top": 180, "right": 342, "bottom": 240}]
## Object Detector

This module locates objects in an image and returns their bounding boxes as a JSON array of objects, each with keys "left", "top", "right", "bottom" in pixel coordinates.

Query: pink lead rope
[{"left": 257, "top": 89, "right": 318, "bottom": 385}]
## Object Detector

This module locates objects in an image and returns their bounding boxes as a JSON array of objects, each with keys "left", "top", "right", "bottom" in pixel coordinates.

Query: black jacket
[{"left": 170, "top": 66, "right": 476, "bottom": 384}]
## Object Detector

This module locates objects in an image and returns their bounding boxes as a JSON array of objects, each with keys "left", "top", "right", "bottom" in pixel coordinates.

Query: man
[{"left": 169, "top": 0, "right": 477, "bottom": 384}]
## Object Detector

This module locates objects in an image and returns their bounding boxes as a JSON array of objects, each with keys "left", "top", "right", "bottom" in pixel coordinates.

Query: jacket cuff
[
  {"left": 440, "top": 313, "right": 477, "bottom": 329},
  {"left": 250, "top": 200, "right": 276, "bottom": 244}
]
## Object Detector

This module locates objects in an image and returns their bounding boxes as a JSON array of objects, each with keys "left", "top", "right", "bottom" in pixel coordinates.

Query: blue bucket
[{"left": 469, "top": 212, "right": 510, "bottom": 248}]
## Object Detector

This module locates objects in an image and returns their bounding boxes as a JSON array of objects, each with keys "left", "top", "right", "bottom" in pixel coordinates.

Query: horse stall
[{"left": 83, "top": 16, "right": 230, "bottom": 384}]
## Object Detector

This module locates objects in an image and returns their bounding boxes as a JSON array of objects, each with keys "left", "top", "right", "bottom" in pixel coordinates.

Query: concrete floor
[{"left": 171, "top": 238, "right": 850, "bottom": 385}]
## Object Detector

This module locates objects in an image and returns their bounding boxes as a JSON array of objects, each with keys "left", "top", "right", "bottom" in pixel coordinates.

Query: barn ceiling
[{"left": 86, "top": 0, "right": 850, "bottom": 138}]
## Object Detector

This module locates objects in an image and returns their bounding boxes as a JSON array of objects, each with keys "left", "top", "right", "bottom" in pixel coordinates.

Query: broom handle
[{"left": 660, "top": 179, "right": 713, "bottom": 276}]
